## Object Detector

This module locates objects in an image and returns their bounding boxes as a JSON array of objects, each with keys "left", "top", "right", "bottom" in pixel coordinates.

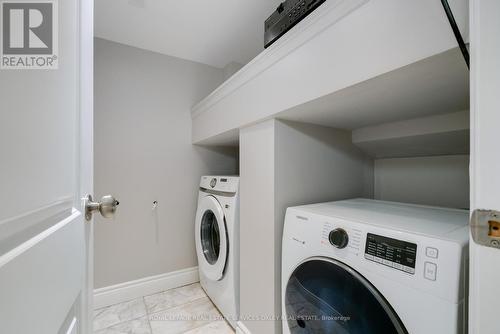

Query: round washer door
[
  {"left": 195, "top": 195, "right": 228, "bottom": 281},
  {"left": 285, "top": 258, "right": 408, "bottom": 334}
]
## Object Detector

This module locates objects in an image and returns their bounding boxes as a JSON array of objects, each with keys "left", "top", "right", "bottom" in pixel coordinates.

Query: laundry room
[
  {"left": 92, "top": 0, "right": 472, "bottom": 333},
  {"left": 3, "top": 0, "right": 500, "bottom": 334}
]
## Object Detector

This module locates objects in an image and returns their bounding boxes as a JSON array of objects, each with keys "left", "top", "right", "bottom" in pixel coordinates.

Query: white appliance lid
[{"left": 294, "top": 198, "right": 469, "bottom": 238}]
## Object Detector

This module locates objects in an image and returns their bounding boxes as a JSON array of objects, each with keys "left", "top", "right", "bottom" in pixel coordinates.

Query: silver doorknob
[{"left": 85, "top": 194, "right": 120, "bottom": 221}]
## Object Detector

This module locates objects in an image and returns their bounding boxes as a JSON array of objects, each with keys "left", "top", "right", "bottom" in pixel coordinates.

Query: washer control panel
[
  {"left": 200, "top": 176, "right": 239, "bottom": 193},
  {"left": 364, "top": 233, "right": 417, "bottom": 275}
]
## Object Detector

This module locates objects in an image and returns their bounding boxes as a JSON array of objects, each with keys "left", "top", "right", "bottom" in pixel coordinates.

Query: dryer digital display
[{"left": 364, "top": 233, "right": 417, "bottom": 274}]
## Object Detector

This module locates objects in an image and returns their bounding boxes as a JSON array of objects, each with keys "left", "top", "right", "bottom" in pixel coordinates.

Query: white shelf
[
  {"left": 352, "top": 111, "right": 469, "bottom": 158},
  {"left": 192, "top": 0, "right": 469, "bottom": 146}
]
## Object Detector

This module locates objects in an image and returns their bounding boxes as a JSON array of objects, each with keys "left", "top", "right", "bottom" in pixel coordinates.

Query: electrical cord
[{"left": 440, "top": 0, "right": 470, "bottom": 69}]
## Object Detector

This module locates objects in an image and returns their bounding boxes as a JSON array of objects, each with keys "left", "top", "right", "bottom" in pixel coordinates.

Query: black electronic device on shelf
[{"left": 264, "top": 0, "right": 326, "bottom": 48}]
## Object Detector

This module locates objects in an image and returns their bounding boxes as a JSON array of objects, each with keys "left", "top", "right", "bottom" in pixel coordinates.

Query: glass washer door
[
  {"left": 195, "top": 195, "right": 228, "bottom": 281},
  {"left": 200, "top": 210, "right": 221, "bottom": 265},
  {"left": 285, "top": 258, "right": 408, "bottom": 334}
]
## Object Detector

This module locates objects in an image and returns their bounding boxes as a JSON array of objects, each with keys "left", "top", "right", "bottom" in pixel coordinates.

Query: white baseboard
[
  {"left": 236, "top": 321, "right": 252, "bottom": 334},
  {"left": 93, "top": 267, "right": 199, "bottom": 309}
]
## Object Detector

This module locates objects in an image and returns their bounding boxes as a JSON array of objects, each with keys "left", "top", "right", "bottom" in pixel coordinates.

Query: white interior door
[
  {"left": 469, "top": 0, "right": 500, "bottom": 333},
  {"left": 0, "top": 0, "right": 94, "bottom": 333}
]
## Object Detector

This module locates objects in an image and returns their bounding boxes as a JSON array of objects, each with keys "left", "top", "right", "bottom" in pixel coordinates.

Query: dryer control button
[
  {"left": 328, "top": 228, "right": 349, "bottom": 249},
  {"left": 426, "top": 247, "right": 439, "bottom": 259},
  {"left": 424, "top": 262, "right": 437, "bottom": 281}
]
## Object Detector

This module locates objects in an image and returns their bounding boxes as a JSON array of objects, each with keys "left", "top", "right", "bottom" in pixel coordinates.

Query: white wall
[
  {"left": 374, "top": 155, "right": 469, "bottom": 209},
  {"left": 239, "top": 119, "right": 373, "bottom": 334},
  {"left": 94, "top": 38, "right": 238, "bottom": 288}
]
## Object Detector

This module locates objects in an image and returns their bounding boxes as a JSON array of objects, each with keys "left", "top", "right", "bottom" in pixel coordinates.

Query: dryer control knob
[
  {"left": 329, "top": 228, "right": 349, "bottom": 249},
  {"left": 210, "top": 178, "right": 217, "bottom": 188}
]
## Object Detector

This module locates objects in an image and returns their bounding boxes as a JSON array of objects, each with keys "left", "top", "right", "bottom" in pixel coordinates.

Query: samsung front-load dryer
[
  {"left": 282, "top": 198, "right": 469, "bottom": 334},
  {"left": 195, "top": 176, "right": 239, "bottom": 328}
]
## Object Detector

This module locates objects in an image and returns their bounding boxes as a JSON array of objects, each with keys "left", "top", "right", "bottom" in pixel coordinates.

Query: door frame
[
  {"left": 78, "top": 0, "right": 94, "bottom": 332},
  {"left": 469, "top": 0, "right": 500, "bottom": 333}
]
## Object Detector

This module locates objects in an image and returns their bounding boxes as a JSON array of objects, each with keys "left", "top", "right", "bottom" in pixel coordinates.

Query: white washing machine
[
  {"left": 282, "top": 198, "right": 469, "bottom": 334},
  {"left": 195, "top": 176, "right": 239, "bottom": 328}
]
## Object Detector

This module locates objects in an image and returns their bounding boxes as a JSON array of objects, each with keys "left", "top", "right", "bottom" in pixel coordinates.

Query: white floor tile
[
  {"left": 94, "top": 316, "right": 151, "bottom": 334},
  {"left": 94, "top": 298, "right": 148, "bottom": 331},
  {"left": 148, "top": 297, "right": 222, "bottom": 334},
  {"left": 181, "top": 321, "right": 235, "bottom": 334},
  {"left": 93, "top": 283, "right": 234, "bottom": 334},
  {"left": 144, "top": 283, "right": 206, "bottom": 314}
]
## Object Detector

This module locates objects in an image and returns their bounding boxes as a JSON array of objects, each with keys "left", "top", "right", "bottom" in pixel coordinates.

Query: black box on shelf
[{"left": 264, "top": 0, "right": 326, "bottom": 48}]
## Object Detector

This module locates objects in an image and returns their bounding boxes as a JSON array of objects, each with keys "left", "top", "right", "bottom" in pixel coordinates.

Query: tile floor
[{"left": 94, "top": 283, "right": 235, "bottom": 334}]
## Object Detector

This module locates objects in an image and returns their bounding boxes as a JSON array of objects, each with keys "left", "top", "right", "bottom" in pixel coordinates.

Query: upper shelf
[
  {"left": 192, "top": 0, "right": 469, "bottom": 146},
  {"left": 352, "top": 110, "right": 469, "bottom": 158}
]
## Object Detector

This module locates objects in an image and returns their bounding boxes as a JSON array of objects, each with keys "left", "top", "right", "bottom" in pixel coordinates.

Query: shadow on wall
[{"left": 195, "top": 145, "right": 240, "bottom": 176}]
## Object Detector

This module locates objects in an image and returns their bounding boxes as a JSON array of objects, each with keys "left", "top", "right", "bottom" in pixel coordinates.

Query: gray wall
[
  {"left": 374, "top": 155, "right": 469, "bottom": 209},
  {"left": 94, "top": 38, "right": 238, "bottom": 288},
  {"left": 240, "top": 120, "right": 373, "bottom": 334}
]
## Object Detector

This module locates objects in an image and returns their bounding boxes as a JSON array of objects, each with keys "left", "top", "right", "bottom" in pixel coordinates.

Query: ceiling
[{"left": 95, "top": 0, "right": 282, "bottom": 68}]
